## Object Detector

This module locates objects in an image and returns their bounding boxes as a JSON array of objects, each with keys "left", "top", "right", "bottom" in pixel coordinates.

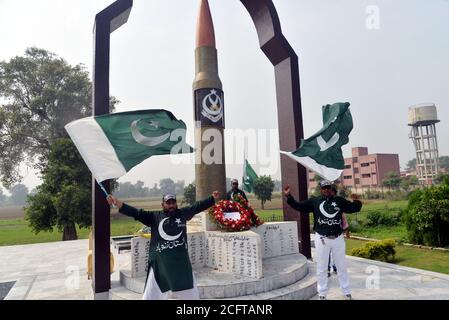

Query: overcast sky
[{"left": 1, "top": 0, "right": 448, "bottom": 193}]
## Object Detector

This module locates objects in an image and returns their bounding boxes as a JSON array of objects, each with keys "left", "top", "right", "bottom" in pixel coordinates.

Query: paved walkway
[{"left": 1, "top": 239, "right": 449, "bottom": 300}]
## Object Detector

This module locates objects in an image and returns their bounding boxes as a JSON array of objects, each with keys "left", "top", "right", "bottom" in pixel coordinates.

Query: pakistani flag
[
  {"left": 280, "top": 102, "right": 353, "bottom": 181},
  {"left": 242, "top": 159, "right": 258, "bottom": 193},
  {"left": 65, "top": 109, "right": 193, "bottom": 182}
]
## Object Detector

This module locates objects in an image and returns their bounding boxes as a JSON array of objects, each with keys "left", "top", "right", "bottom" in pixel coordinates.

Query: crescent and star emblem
[
  {"left": 319, "top": 200, "right": 340, "bottom": 219},
  {"left": 158, "top": 217, "right": 183, "bottom": 241},
  {"left": 131, "top": 119, "right": 170, "bottom": 146},
  {"left": 202, "top": 89, "right": 222, "bottom": 116},
  {"left": 201, "top": 89, "right": 223, "bottom": 123},
  {"left": 317, "top": 132, "right": 340, "bottom": 151}
]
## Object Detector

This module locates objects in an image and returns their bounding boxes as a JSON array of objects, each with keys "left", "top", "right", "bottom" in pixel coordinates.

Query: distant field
[{"left": 0, "top": 206, "right": 25, "bottom": 220}]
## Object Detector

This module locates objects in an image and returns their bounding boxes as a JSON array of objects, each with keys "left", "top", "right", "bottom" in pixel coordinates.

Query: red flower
[{"left": 208, "top": 199, "right": 263, "bottom": 232}]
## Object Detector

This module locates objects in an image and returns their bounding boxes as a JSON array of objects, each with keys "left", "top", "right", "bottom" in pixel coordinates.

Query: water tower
[{"left": 408, "top": 103, "right": 440, "bottom": 185}]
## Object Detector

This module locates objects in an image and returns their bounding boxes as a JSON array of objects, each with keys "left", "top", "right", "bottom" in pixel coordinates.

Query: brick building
[{"left": 308, "top": 147, "right": 400, "bottom": 191}]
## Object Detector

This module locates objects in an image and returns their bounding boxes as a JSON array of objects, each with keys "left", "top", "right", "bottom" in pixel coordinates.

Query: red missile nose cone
[{"left": 196, "top": 0, "right": 215, "bottom": 48}]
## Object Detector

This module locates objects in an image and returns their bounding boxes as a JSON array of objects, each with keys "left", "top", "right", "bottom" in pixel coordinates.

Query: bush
[
  {"left": 404, "top": 183, "right": 449, "bottom": 247},
  {"left": 365, "top": 210, "right": 401, "bottom": 227},
  {"left": 351, "top": 239, "right": 396, "bottom": 262},
  {"left": 384, "top": 190, "right": 408, "bottom": 201},
  {"left": 348, "top": 220, "right": 362, "bottom": 233},
  {"left": 364, "top": 190, "right": 383, "bottom": 200}
]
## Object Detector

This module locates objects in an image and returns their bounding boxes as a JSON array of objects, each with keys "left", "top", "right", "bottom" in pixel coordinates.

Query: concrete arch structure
[{"left": 91, "top": 0, "right": 310, "bottom": 296}]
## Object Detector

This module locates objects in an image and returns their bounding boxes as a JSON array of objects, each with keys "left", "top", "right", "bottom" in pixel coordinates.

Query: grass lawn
[
  {"left": 345, "top": 238, "right": 449, "bottom": 275},
  {"left": 344, "top": 199, "right": 409, "bottom": 241},
  {"left": 0, "top": 216, "right": 144, "bottom": 246},
  {"left": 0, "top": 209, "right": 284, "bottom": 246},
  {"left": 3, "top": 198, "right": 449, "bottom": 276}
]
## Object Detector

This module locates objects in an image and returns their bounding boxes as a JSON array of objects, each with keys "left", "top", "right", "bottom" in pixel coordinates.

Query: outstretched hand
[
  {"left": 107, "top": 195, "right": 123, "bottom": 210},
  {"left": 350, "top": 194, "right": 360, "bottom": 201},
  {"left": 283, "top": 185, "right": 291, "bottom": 196}
]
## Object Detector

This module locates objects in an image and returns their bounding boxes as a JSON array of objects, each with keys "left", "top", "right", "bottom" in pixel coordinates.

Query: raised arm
[
  {"left": 340, "top": 194, "right": 363, "bottom": 214},
  {"left": 283, "top": 185, "right": 313, "bottom": 213},
  {"left": 108, "top": 196, "right": 155, "bottom": 227},
  {"left": 181, "top": 191, "right": 220, "bottom": 220}
]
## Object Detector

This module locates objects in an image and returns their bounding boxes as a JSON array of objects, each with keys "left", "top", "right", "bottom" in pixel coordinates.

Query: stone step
[
  {"left": 110, "top": 285, "right": 142, "bottom": 300},
  {"left": 109, "top": 262, "right": 317, "bottom": 300},
  {"left": 119, "top": 253, "right": 310, "bottom": 299},
  {"left": 224, "top": 262, "right": 317, "bottom": 300}
]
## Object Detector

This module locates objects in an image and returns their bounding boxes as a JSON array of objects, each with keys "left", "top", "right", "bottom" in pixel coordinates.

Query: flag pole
[{"left": 97, "top": 181, "right": 117, "bottom": 209}]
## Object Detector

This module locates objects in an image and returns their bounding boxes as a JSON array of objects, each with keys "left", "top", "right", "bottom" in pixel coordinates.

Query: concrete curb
[{"left": 345, "top": 254, "right": 449, "bottom": 281}]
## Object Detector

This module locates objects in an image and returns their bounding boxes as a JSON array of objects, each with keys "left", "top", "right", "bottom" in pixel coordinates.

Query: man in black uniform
[
  {"left": 226, "top": 178, "right": 248, "bottom": 201},
  {"left": 107, "top": 191, "right": 220, "bottom": 299},
  {"left": 283, "top": 180, "right": 362, "bottom": 300}
]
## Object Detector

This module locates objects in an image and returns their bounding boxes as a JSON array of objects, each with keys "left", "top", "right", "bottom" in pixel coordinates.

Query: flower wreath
[{"left": 208, "top": 194, "right": 263, "bottom": 232}]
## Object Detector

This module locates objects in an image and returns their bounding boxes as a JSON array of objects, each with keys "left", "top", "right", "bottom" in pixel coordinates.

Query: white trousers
[
  {"left": 142, "top": 268, "right": 200, "bottom": 300},
  {"left": 315, "top": 233, "right": 351, "bottom": 297}
]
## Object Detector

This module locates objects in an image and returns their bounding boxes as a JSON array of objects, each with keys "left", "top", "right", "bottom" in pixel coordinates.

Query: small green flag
[
  {"left": 65, "top": 109, "right": 193, "bottom": 182},
  {"left": 242, "top": 159, "right": 258, "bottom": 193},
  {"left": 280, "top": 102, "right": 353, "bottom": 181}
]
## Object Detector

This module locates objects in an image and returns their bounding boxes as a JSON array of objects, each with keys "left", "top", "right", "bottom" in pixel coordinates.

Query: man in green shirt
[
  {"left": 283, "top": 180, "right": 362, "bottom": 300},
  {"left": 226, "top": 178, "right": 248, "bottom": 201},
  {"left": 107, "top": 190, "right": 220, "bottom": 300}
]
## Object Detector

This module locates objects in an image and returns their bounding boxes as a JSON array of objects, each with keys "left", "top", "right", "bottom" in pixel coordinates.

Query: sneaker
[
  {"left": 344, "top": 294, "right": 352, "bottom": 300},
  {"left": 328, "top": 272, "right": 331, "bottom": 277},
  {"left": 319, "top": 296, "right": 326, "bottom": 300}
]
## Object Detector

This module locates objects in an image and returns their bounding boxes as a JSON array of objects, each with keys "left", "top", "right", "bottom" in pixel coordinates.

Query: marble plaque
[
  {"left": 187, "top": 232, "right": 206, "bottom": 268},
  {"left": 253, "top": 222, "right": 299, "bottom": 259},
  {"left": 131, "top": 237, "right": 151, "bottom": 278},
  {"left": 204, "top": 231, "right": 262, "bottom": 279}
]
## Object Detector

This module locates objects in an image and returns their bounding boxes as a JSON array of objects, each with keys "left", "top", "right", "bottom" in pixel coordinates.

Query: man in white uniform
[{"left": 283, "top": 180, "right": 362, "bottom": 300}]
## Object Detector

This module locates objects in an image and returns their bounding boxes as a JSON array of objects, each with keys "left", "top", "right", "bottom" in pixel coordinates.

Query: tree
[
  {"left": 115, "top": 182, "right": 134, "bottom": 198},
  {"left": 159, "top": 178, "right": 176, "bottom": 195},
  {"left": 404, "top": 179, "right": 449, "bottom": 247},
  {"left": 253, "top": 175, "right": 274, "bottom": 209},
  {"left": 134, "top": 180, "right": 149, "bottom": 198},
  {"left": 337, "top": 185, "right": 351, "bottom": 198},
  {"left": 25, "top": 139, "right": 91, "bottom": 241},
  {"left": 435, "top": 173, "right": 449, "bottom": 185},
  {"left": 182, "top": 183, "right": 196, "bottom": 206},
  {"left": 382, "top": 171, "right": 401, "bottom": 190},
  {"left": 148, "top": 183, "right": 162, "bottom": 197},
  {"left": 439, "top": 156, "right": 449, "bottom": 170},
  {"left": 406, "top": 158, "right": 417, "bottom": 171},
  {"left": 174, "top": 180, "right": 185, "bottom": 195},
  {"left": 401, "top": 175, "right": 419, "bottom": 191},
  {"left": 9, "top": 183, "right": 29, "bottom": 205},
  {"left": 409, "top": 175, "right": 419, "bottom": 188},
  {"left": 0, "top": 47, "right": 118, "bottom": 188}
]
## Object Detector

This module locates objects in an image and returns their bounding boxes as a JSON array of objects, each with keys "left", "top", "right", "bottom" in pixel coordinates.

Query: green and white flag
[
  {"left": 280, "top": 102, "right": 353, "bottom": 182},
  {"left": 65, "top": 109, "right": 193, "bottom": 182},
  {"left": 242, "top": 158, "right": 258, "bottom": 193}
]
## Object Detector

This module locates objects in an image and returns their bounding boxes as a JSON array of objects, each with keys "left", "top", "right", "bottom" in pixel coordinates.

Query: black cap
[
  {"left": 162, "top": 194, "right": 176, "bottom": 202},
  {"left": 319, "top": 180, "right": 333, "bottom": 188}
]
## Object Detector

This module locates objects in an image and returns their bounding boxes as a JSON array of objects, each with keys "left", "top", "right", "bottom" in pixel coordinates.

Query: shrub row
[{"left": 351, "top": 239, "right": 396, "bottom": 262}]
